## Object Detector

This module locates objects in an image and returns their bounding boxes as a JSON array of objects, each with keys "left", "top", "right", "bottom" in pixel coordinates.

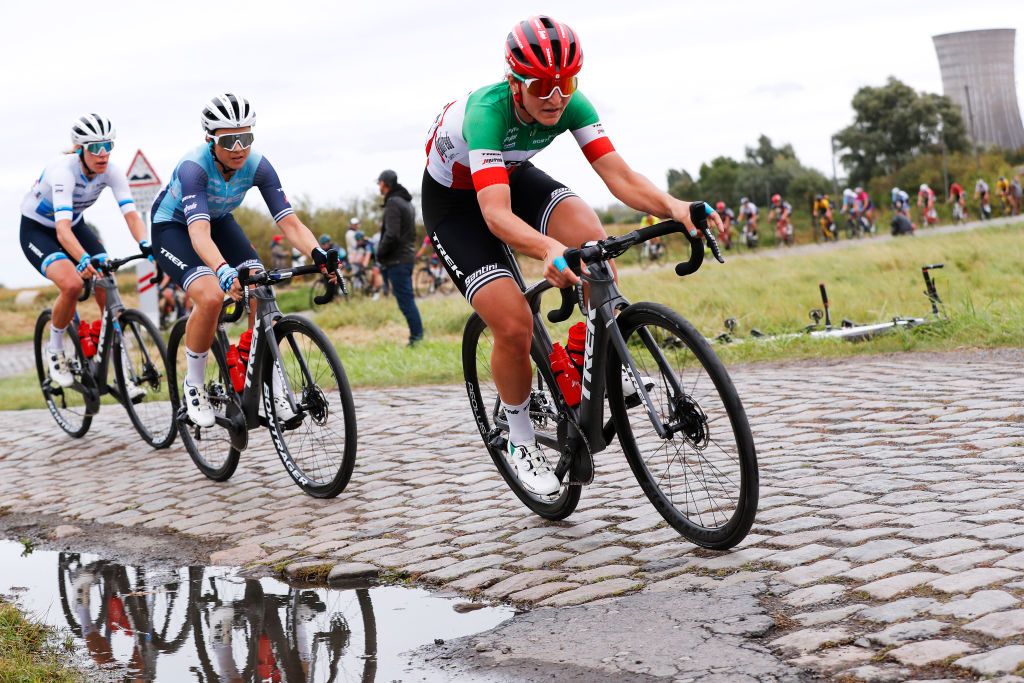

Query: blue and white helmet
[
  {"left": 71, "top": 113, "right": 115, "bottom": 145},
  {"left": 201, "top": 93, "right": 256, "bottom": 133}
]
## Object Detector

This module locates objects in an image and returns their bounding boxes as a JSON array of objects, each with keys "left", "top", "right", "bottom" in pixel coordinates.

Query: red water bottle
[
  {"left": 90, "top": 319, "right": 102, "bottom": 350},
  {"left": 566, "top": 322, "right": 586, "bottom": 372},
  {"left": 226, "top": 344, "right": 245, "bottom": 392},
  {"left": 78, "top": 320, "right": 96, "bottom": 358},
  {"left": 549, "top": 342, "right": 582, "bottom": 407},
  {"left": 237, "top": 329, "right": 253, "bottom": 366}
]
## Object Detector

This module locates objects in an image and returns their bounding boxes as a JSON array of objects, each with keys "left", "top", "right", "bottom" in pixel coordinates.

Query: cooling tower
[{"left": 933, "top": 29, "right": 1024, "bottom": 150}]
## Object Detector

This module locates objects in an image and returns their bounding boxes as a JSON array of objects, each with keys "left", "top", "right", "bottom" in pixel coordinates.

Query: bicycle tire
[
  {"left": 264, "top": 315, "right": 357, "bottom": 498},
  {"left": 462, "top": 313, "right": 581, "bottom": 520},
  {"left": 114, "top": 309, "right": 176, "bottom": 449},
  {"left": 309, "top": 279, "right": 329, "bottom": 308},
  {"left": 607, "top": 302, "right": 758, "bottom": 549},
  {"left": 166, "top": 318, "right": 241, "bottom": 481},
  {"left": 34, "top": 309, "right": 92, "bottom": 438},
  {"left": 413, "top": 267, "right": 434, "bottom": 297}
]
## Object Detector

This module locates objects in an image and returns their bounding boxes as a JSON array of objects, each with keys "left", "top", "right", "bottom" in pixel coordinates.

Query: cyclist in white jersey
[
  {"left": 19, "top": 114, "right": 150, "bottom": 388},
  {"left": 422, "top": 16, "right": 721, "bottom": 495}
]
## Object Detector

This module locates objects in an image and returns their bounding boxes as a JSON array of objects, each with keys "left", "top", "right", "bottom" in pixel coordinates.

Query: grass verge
[
  {"left": 0, "top": 223, "right": 1020, "bottom": 410},
  {"left": 0, "top": 599, "right": 79, "bottom": 682}
]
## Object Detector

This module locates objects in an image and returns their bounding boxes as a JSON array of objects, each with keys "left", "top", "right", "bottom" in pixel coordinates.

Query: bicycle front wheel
[
  {"left": 413, "top": 267, "right": 433, "bottom": 297},
  {"left": 264, "top": 315, "right": 357, "bottom": 498},
  {"left": 167, "top": 319, "right": 241, "bottom": 481},
  {"left": 34, "top": 309, "right": 92, "bottom": 438},
  {"left": 115, "top": 309, "right": 176, "bottom": 449},
  {"left": 607, "top": 302, "right": 758, "bottom": 549},
  {"left": 462, "top": 313, "right": 581, "bottom": 520}
]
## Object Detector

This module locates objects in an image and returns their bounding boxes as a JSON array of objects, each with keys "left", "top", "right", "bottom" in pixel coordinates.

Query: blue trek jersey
[{"left": 152, "top": 144, "right": 294, "bottom": 225}]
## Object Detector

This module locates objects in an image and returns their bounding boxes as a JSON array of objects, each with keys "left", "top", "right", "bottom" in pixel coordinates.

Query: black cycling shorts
[
  {"left": 421, "top": 162, "right": 577, "bottom": 304},
  {"left": 20, "top": 215, "right": 105, "bottom": 275},
  {"left": 151, "top": 214, "right": 262, "bottom": 291}
]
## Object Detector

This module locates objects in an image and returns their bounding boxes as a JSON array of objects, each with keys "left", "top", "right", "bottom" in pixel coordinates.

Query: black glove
[{"left": 311, "top": 246, "right": 339, "bottom": 273}]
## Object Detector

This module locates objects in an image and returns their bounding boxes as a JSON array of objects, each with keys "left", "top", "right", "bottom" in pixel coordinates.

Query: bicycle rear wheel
[
  {"left": 34, "top": 310, "right": 92, "bottom": 438},
  {"left": 309, "top": 279, "right": 329, "bottom": 308},
  {"left": 115, "top": 309, "right": 176, "bottom": 449},
  {"left": 462, "top": 313, "right": 581, "bottom": 520},
  {"left": 167, "top": 319, "right": 241, "bottom": 481},
  {"left": 264, "top": 315, "right": 357, "bottom": 498},
  {"left": 607, "top": 302, "right": 758, "bottom": 549}
]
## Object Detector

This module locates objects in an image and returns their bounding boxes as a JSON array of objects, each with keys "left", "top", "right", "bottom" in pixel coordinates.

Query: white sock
[
  {"left": 49, "top": 324, "right": 67, "bottom": 354},
  {"left": 502, "top": 396, "right": 534, "bottom": 446},
  {"left": 184, "top": 347, "right": 208, "bottom": 386}
]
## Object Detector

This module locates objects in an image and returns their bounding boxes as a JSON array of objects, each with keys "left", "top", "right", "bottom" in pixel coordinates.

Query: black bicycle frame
[{"left": 67, "top": 264, "right": 151, "bottom": 413}]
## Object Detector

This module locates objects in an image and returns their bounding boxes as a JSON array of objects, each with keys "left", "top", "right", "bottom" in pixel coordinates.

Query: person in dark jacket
[{"left": 377, "top": 169, "right": 423, "bottom": 345}]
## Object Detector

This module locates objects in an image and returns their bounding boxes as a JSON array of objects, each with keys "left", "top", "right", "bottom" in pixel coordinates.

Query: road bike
[
  {"left": 462, "top": 213, "right": 759, "bottom": 549},
  {"left": 166, "top": 260, "right": 357, "bottom": 498},
  {"left": 637, "top": 237, "right": 668, "bottom": 268},
  {"left": 34, "top": 253, "right": 175, "bottom": 448},
  {"left": 817, "top": 214, "right": 838, "bottom": 242},
  {"left": 414, "top": 255, "right": 457, "bottom": 297}
]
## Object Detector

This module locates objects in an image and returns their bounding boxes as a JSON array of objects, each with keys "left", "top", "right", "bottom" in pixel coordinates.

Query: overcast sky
[{"left": 3, "top": 0, "right": 1023, "bottom": 286}]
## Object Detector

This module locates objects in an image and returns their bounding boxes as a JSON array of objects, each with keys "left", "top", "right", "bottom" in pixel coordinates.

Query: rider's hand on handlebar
[
  {"left": 311, "top": 247, "right": 340, "bottom": 284},
  {"left": 543, "top": 241, "right": 579, "bottom": 288},
  {"left": 76, "top": 253, "right": 98, "bottom": 280},
  {"left": 226, "top": 278, "right": 243, "bottom": 301}
]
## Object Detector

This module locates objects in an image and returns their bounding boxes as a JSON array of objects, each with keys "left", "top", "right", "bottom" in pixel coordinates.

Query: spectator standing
[
  {"left": 345, "top": 217, "right": 360, "bottom": 254},
  {"left": 270, "top": 235, "right": 290, "bottom": 270},
  {"left": 376, "top": 169, "right": 423, "bottom": 346},
  {"left": 1011, "top": 176, "right": 1023, "bottom": 216}
]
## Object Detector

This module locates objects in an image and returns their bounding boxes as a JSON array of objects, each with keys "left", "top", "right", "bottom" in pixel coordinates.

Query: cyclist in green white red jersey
[{"left": 421, "top": 15, "right": 721, "bottom": 496}]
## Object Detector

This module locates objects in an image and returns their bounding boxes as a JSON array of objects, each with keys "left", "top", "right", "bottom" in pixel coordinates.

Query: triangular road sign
[{"left": 127, "top": 150, "right": 161, "bottom": 187}]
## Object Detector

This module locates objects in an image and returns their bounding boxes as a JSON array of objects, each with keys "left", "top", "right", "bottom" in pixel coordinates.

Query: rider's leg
[
  {"left": 183, "top": 276, "right": 222, "bottom": 365},
  {"left": 545, "top": 196, "right": 614, "bottom": 300},
  {"left": 46, "top": 259, "right": 84, "bottom": 335}
]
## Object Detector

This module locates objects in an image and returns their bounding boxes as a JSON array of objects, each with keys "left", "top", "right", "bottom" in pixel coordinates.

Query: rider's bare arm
[
  {"left": 591, "top": 152, "right": 716, "bottom": 236},
  {"left": 124, "top": 211, "right": 147, "bottom": 245},
  {"left": 277, "top": 214, "right": 319, "bottom": 257}
]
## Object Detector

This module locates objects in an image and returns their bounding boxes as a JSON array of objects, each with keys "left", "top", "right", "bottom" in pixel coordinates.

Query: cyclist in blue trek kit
[
  {"left": 150, "top": 93, "right": 337, "bottom": 428},
  {"left": 421, "top": 16, "right": 721, "bottom": 496},
  {"left": 19, "top": 114, "right": 151, "bottom": 388}
]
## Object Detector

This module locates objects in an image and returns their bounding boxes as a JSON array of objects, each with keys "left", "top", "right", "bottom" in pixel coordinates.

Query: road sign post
[{"left": 127, "top": 150, "right": 162, "bottom": 327}]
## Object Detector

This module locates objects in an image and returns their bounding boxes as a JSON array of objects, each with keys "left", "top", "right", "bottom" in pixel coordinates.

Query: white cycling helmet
[
  {"left": 919, "top": 183, "right": 929, "bottom": 191},
  {"left": 349, "top": 217, "right": 360, "bottom": 226},
  {"left": 844, "top": 188, "right": 856, "bottom": 198},
  {"left": 201, "top": 93, "right": 256, "bottom": 133},
  {"left": 71, "top": 113, "right": 115, "bottom": 145}
]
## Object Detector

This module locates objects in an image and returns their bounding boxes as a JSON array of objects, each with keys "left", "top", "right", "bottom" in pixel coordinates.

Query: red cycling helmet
[
  {"left": 505, "top": 15, "right": 583, "bottom": 80},
  {"left": 771, "top": 193, "right": 781, "bottom": 204},
  {"left": 715, "top": 201, "right": 726, "bottom": 212}
]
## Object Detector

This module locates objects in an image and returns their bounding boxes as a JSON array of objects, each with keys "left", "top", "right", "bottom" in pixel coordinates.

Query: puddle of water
[{"left": 0, "top": 540, "right": 512, "bottom": 681}]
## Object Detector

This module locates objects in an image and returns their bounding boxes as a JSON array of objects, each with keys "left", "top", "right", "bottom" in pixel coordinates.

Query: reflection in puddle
[{"left": 0, "top": 541, "right": 512, "bottom": 681}]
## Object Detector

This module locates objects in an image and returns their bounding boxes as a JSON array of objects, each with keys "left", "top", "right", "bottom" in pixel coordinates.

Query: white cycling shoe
[
  {"left": 48, "top": 351, "right": 75, "bottom": 388},
  {"left": 506, "top": 441, "right": 560, "bottom": 496},
  {"left": 182, "top": 378, "right": 216, "bottom": 428},
  {"left": 621, "top": 368, "right": 656, "bottom": 398},
  {"left": 271, "top": 362, "right": 298, "bottom": 421},
  {"left": 125, "top": 377, "right": 147, "bottom": 400}
]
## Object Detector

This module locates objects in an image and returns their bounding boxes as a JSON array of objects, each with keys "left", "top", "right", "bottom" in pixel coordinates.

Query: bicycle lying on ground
[
  {"left": 462, "top": 210, "right": 759, "bottom": 549},
  {"left": 34, "top": 253, "right": 176, "bottom": 448},
  {"left": 167, "top": 258, "right": 357, "bottom": 497}
]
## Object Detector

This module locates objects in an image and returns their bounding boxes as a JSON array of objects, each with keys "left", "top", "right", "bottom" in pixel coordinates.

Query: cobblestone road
[{"left": 0, "top": 349, "right": 1022, "bottom": 680}]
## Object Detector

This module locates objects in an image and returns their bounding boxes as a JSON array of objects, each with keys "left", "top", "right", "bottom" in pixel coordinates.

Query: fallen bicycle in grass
[{"left": 712, "top": 263, "right": 946, "bottom": 344}]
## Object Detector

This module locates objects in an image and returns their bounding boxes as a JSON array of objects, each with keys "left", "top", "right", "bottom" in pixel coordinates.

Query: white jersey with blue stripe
[
  {"left": 20, "top": 154, "right": 136, "bottom": 228},
  {"left": 151, "top": 145, "right": 293, "bottom": 226}
]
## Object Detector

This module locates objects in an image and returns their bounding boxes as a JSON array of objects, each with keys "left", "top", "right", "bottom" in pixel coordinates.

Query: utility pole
[
  {"left": 938, "top": 119, "right": 950, "bottom": 199},
  {"left": 830, "top": 136, "right": 841, "bottom": 198}
]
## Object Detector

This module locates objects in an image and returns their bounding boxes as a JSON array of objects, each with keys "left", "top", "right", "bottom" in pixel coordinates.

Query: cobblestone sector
[{"left": 0, "top": 349, "right": 1021, "bottom": 681}]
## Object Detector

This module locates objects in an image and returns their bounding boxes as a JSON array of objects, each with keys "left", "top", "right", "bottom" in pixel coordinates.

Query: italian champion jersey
[
  {"left": 21, "top": 154, "right": 136, "bottom": 228},
  {"left": 424, "top": 81, "right": 615, "bottom": 191}
]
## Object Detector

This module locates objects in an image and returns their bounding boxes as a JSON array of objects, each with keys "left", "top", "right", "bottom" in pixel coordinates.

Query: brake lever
[{"left": 702, "top": 224, "right": 725, "bottom": 264}]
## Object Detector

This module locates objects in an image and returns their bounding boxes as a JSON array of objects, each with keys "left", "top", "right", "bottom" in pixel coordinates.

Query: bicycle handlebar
[
  {"left": 547, "top": 204, "right": 724, "bottom": 323},
  {"left": 219, "top": 259, "right": 344, "bottom": 324},
  {"left": 77, "top": 252, "right": 149, "bottom": 302}
]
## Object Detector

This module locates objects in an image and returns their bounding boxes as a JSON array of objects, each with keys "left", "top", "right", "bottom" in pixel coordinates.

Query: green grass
[
  {"left": 2, "top": 224, "right": 1020, "bottom": 410},
  {"left": 0, "top": 600, "right": 79, "bottom": 682}
]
